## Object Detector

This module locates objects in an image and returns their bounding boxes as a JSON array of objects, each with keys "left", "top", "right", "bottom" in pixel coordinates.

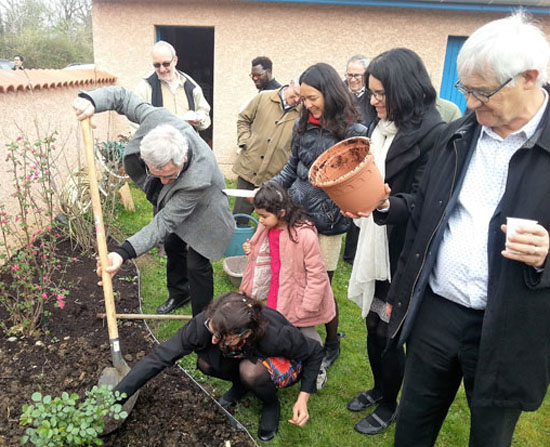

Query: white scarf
[{"left": 348, "top": 119, "right": 398, "bottom": 317}]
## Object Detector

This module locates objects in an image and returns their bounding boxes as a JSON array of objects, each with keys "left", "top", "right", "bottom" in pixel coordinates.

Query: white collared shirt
[
  {"left": 430, "top": 89, "right": 548, "bottom": 309},
  {"left": 352, "top": 86, "right": 366, "bottom": 98}
]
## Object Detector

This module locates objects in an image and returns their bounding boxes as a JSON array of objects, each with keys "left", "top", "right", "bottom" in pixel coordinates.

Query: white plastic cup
[{"left": 506, "top": 217, "right": 538, "bottom": 253}]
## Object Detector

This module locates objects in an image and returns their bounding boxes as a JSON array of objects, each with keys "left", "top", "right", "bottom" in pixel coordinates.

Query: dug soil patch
[{"left": 0, "top": 240, "right": 255, "bottom": 447}]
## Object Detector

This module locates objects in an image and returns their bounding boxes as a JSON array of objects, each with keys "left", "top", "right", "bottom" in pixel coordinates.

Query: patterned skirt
[{"left": 261, "top": 357, "right": 303, "bottom": 389}]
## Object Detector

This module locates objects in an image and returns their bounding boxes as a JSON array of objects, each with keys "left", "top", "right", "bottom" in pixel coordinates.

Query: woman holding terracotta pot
[
  {"left": 345, "top": 48, "right": 445, "bottom": 435},
  {"left": 270, "top": 62, "right": 368, "bottom": 370}
]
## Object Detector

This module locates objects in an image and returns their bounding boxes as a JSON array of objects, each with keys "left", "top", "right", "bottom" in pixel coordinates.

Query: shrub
[
  {"left": 0, "top": 134, "right": 70, "bottom": 336},
  {"left": 20, "top": 385, "right": 127, "bottom": 447}
]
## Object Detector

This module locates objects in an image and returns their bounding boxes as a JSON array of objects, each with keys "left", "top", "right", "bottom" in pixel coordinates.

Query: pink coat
[{"left": 240, "top": 223, "right": 336, "bottom": 327}]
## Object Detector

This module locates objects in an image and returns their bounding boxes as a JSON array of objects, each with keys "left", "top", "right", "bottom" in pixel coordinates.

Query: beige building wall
[
  {"left": 92, "top": 0, "right": 550, "bottom": 175},
  {"left": 0, "top": 85, "right": 118, "bottom": 241}
]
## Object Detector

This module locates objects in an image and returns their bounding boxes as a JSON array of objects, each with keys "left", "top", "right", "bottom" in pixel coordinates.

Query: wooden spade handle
[
  {"left": 81, "top": 119, "right": 120, "bottom": 344},
  {"left": 97, "top": 313, "right": 193, "bottom": 321}
]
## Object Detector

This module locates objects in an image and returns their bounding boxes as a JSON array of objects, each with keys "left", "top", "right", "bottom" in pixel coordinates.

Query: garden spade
[{"left": 81, "top": 118, "right": 138, "bottom": 432}]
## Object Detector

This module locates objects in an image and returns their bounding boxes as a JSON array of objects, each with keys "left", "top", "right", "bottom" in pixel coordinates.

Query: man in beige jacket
[{"left": 232, "top": 80, "right": 301, "bottom": 223}]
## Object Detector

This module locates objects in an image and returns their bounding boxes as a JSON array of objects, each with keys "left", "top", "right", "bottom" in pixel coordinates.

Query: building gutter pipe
[{"left": 243, "top": 0, "right": 550, "bottom": 15}]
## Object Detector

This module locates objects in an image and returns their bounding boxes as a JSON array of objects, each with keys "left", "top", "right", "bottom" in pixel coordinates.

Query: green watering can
[{"left": 224, "top": 214, "right": 259, "bottom": 257}]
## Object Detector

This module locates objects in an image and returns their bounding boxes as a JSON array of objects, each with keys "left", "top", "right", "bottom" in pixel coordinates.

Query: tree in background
[{"left": 0, "top": 0, "right": 92, "bottom": 69}]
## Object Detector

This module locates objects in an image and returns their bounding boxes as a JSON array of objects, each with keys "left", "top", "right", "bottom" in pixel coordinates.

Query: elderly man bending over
[{"left": 73, "top": 87, "right": 234, "bottom": 316}]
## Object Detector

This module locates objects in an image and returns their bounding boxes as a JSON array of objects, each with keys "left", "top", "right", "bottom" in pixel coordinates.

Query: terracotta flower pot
[{"left": 309, "top": 136, "right": 385, "bottom": 214}]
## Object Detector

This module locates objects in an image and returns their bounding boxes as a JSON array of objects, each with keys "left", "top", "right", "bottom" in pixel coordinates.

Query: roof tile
[{"left": 0, "top": 68, "right": 117, "bottom": 94}]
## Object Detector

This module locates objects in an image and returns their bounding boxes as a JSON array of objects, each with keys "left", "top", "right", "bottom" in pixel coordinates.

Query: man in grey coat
[{"left": 73, "top": 86, "right": 234, "bottom": 316}]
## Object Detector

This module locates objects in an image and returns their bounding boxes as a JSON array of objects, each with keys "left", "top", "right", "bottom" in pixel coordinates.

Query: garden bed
[{"left": 0, "top": 239, "right": 256, "bottom": 447}]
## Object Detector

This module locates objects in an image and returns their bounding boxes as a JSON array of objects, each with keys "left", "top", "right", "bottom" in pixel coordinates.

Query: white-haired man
[
  {"left": 73, "top": 87, "right": 234, "bottom": 316},
  {"left": 373, "top": 14, "right": 550, "bottom": 446},
  {"left": 232, "top": 79, "right": 302, "bottom": 223},
  {"left": 134, "top": 40, "right": 211, "bottom": 131}
]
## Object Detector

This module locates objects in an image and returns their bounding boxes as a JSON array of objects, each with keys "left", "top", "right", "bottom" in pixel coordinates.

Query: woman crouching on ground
[{"left": 113, "top": 292, "right": 324, "bottom": 442}]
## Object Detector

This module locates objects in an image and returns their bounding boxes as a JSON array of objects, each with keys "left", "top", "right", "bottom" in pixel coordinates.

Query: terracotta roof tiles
[{"left": 0, "top": 68, "right": 117, "bottom": 93}]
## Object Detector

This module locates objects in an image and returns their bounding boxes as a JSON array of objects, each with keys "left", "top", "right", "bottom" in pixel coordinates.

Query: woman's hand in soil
[
  {"left": 72, "top": 97, "right": 97, "bottom": 128},
  {"left": 96, "top": 252, "right": 123, "bottom": 285},
  {"left": 243, "top": 239, "right": 251, "bottom": 255},
  {"left": 288, "top": 392, "right": 310, "bottom": 427}
]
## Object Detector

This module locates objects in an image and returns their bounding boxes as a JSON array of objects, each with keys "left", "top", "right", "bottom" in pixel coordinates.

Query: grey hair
[
  {"left": 457, "top": 12, "right": 549, "bottom": 86},
  {"left": 152, "top": 40, "right": 176, "bottom": 58},
  {"left": 140, "top": 124, "right": 188, "bottom": 169},
  {"left": 347, "top": 54, "right": 369, "bottom": 71}
]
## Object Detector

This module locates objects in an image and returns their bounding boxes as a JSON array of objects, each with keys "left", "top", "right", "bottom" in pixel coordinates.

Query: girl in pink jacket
[{"left": 240, "top": 183, "right": 336, "bottom": 351}]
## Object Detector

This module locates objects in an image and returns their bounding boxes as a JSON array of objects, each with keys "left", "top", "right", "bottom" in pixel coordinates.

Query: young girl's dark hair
[
  {"left": 296, "top": 62, "right": 360, "bottom": 140},
  {"left": 207, "top": 292, "right": 268, "bottom": 346},
  {"left": 365, "top": 48, "right": 436, "bottom": 129},
  {"left": 253, "top": 182, "right": 311, "bottom": 242}
]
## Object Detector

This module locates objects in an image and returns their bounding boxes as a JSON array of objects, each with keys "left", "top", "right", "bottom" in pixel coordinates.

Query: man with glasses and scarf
[
  {"left": 133, "top": 40, "right": 211, "bottom": 132},
  {"left": 373, "top": 14, "right": 550, "bottom": 447},
  {"left": 73, "top": 86, "right": 234, "bottom": 317}
]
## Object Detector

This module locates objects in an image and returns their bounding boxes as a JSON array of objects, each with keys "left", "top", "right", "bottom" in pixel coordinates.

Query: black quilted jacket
[{"left": 271, "top": 121, "right": 368, "bottom": 235}]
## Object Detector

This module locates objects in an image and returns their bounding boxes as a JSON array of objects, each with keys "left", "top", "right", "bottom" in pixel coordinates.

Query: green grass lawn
[{"left": 114, "top": 182, "right": 550, "bottom": 447}]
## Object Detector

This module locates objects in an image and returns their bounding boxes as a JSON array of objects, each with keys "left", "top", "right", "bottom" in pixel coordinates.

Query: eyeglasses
[
  {"left": 204, "top": 318, "right": 249, "bottom": 343},
  {"left": 153, "top": 57, "right": 174, "bottom": 69},
  {"left": 366, "top": 89, "right": 386, "bottom": 101},
  {"left": 145, "top": 164, "right": 182, "bottom": 181},
  {"left": 346, "top": 73, "right": 364, "bottom": 80},
  {"left": 454, "top": 76, "right": 515, "bottom": 104},
  {"left": 221, "top": 330, "right": 251, "bottom": 345}
]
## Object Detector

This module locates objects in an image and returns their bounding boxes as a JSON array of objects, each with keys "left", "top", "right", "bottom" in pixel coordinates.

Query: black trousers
[
  {"left": 395, "top": 287, "right": 521, "bottom": 447},
  {"left": 164, "top": 232, "right": 213, "bottom": 316},
  {"left": 232, "top": 176, "right": 256, "bottom": 226},
  {"left": 365, "top": 312, "right": 404, "bottom": 412}
]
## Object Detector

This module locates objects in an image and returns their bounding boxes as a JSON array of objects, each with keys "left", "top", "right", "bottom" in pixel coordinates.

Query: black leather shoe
[
  {"left": 258, "top": 400, "right": 280, "bottom": 442},
  {"left": 156, "top": 295, "right": 191, "bottom": 314}
]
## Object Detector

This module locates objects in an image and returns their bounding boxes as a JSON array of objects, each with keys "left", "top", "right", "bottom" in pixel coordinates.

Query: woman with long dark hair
[
  {"left": 112, "top": 292, "right": 324, "bottom": 442},
  {"left": 271, "top": 62, "right": 368, "bottom": 370},
  {"left": 345, "top": 48, "right": 445, "bottom": 435}
]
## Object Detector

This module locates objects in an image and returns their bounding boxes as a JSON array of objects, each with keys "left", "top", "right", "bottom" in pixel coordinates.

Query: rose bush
[{"left": 0, "top": 134, "right": 69, "bottom": 336}]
